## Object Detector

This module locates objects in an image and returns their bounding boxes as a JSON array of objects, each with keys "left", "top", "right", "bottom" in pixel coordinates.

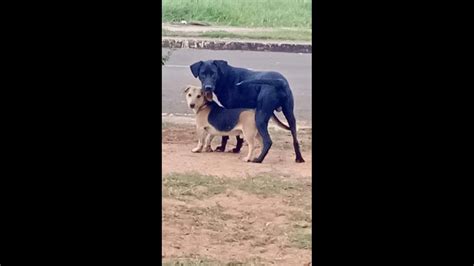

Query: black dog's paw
[
  {"left": 215, "top": 146, "right": 225, "bottom": 152},
  {"left": 232, "top": 147, "right": 241, "bottom": 153},
  {"left": 295, "top": 157, "right": 305, "bottom": 163},
  {"left": 251, "top": 158, "right": 263, "bottom": 163}
]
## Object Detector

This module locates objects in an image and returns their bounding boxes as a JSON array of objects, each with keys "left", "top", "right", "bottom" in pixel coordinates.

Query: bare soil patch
[
  {"left": 162, "top": 122, "right": 312, "bottom": 180},
  {"left": 162, "top": 121, "right": 312, "bottom": 265}
]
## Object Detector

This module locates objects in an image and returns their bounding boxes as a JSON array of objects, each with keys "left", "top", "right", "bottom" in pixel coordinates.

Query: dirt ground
[{"left": 162, "top": 118, "right": 312, "bottom": 265}]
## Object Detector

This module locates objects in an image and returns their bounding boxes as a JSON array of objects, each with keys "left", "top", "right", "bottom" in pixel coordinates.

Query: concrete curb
[{"left": 162, "top": 37, "right": 312, "bottom": 54}]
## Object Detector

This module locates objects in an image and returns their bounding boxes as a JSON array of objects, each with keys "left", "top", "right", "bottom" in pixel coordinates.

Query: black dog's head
[{"left": 190, "top": 60, "right": 228, "bottom": 93}]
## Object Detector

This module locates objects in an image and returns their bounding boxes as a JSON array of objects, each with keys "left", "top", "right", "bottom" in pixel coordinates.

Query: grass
[
  {"left": 289, "top": 227, "right": 312, "bottom": 249},
  {"left": 162, "top": 258, "right": 262, "bottom": 266},
  {"left": 235, "top": 174, "right": 304, "bottom": 197},
  {"left": 162, "top": 172, "right": 307, "bottom": 200},
  {"left": 268, "top": 127, "right": 312, "bottom": 152},
  {"left": 162, "top": 258, "right": 222, "bottom": 266},
  {"left": 163, "top": 172, "right": 312, "bottom": 255},
  {"left": 162, "top": 29, "right": 311, "bottom": 41},
  {"left": 162, "top": 172, "right": 228, "bottom": 200},
  {"left": 162, "top": 0, "right": 311, "bottom": 28}
]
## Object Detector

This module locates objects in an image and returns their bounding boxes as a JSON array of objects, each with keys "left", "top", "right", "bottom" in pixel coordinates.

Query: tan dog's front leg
[
  {"left": 192, "top": 128, "right": 207, "bottom": 153},
  {"left": 203, "top": 134, "right": 214, "bottom": 152}
]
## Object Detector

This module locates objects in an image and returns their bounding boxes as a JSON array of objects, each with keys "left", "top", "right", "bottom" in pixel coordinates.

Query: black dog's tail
[{"left": 237, "top": 79, "right": 291, "bottom": 131}]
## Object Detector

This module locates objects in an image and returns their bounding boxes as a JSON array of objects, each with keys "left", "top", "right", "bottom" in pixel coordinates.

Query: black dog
[{"left": 190, "top": 60, "right": 305, "bottom": 163}]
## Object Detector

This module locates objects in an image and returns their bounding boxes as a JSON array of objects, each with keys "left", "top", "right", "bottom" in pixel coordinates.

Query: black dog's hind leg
[
  {"left": 282, "top": 101, "right": 305, "bottom": 163},
  {"left": 252, "top": 110, "right": 273, "bottom": 163},
  {"left": 232, "top": 136, "right": 244, "bottom": 153},
  {"left": 215, "top": 136, "right": 229, "bottom": 152}
]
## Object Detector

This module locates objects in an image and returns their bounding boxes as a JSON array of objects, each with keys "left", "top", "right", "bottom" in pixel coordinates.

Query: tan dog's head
[{"left": 184, "top": 85, "right": 213, "bottom": 113}]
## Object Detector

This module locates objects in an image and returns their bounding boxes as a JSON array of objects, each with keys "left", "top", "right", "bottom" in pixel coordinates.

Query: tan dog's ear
[{"left": 183, "top": 85, "right": 192, "bottom": 94}]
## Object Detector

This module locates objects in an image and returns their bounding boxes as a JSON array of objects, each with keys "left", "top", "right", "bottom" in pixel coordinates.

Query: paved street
[{"left": 162, "top": 49, "right": 312, "bottom": 123}]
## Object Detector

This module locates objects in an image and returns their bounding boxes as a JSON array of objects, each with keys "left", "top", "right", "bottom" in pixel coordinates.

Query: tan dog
[{"left": 184, "top": 85, "right": 262, "bottom": 162}]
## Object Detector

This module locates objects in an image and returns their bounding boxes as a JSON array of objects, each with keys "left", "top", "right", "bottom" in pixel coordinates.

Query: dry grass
[
  {"left": 163, "top": 172, "right": 312, "bottom": 252},
  {"left": 162, "top": 28, "right": 311, "bottom": 41},
  {"left": 163, "top": 172, "right": 308, "bottom": 200}
]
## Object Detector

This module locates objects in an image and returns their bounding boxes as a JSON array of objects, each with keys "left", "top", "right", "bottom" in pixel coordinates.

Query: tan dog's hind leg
[
  {"left": 192, "top": 128, "right": 207, "bottom": 153},
  {"left": 242, "top": 127, "right": 258, "bottom": 162},
  {"left": 243, "top": 137, "right": 254, "bottom": 162},
  {"left": 254, "top": 132, "right": 263, "bottom": 160},
  {"left": 256, "top": 132, "right": 263, "bottom": 148}
]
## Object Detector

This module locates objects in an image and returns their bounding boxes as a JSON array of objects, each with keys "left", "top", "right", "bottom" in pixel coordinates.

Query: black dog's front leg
[
  {"left": 215, "top": 136, "right": 229, "bottom": 152},
  {"left": 232, "top": 135, "right": 244, "bottom": 153}
]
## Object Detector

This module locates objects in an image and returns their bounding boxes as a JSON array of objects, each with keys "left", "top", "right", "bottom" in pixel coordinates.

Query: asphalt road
[{"left": 162, "top": 49, "right": 312, "bottom": 123}]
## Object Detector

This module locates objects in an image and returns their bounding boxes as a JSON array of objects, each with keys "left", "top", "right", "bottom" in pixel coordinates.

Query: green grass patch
[
  {"left": 163, "top": 172, "right": 312, "bottom": 252},
  {"left": 288, "top": 210, "right": 312, "bottom": 223},
  {"left": 235, "top": 175, "right": 303, "bottom": 197},
  {"left": 163, "top": 172, "right": 308, "bottom": 200},
  {"left": 289, "top": 227, "right": 312, "bottom": 249},
  {"left": 268, "top": 127, "right": 312, "bottom": 152},
  {"left": 287, "top": 206, "right": 312, "bottom": 249},
  {"left": 163, "top": 257, "right": 263, "bottom": 266},
  {"left": 162, "top": 0, "right": 311, "bottom": 28},
  {"left": 162, "top": 258, "right": 221, "bottom": 266},
  {"left": 163, "top": 172, "right": 227, "bottom": 200}
]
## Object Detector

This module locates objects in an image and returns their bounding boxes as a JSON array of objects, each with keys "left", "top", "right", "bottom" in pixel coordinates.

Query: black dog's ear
[
  {"left": 213, "top": 60, "right": 228, "bottom": 75},
  {"left": 190, "top": 61, "right": 203, "bottom": 78}
]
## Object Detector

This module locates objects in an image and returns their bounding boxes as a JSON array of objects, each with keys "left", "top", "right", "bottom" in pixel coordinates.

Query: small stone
[
  {"left": 295, "top": 221, "right": 310, "bottom": 228},
  {"left": 194, "top": 185, "right": 208, "bottom": 194}
]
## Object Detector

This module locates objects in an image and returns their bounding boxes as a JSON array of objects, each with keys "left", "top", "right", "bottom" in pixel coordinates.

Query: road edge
[{"left": 162, "top": 37, "right": 312, "bottom": 54}]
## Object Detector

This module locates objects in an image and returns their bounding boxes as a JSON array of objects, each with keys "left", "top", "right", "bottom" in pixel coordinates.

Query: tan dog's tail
[{"left": 271, "top": 113, "right": 290, "bottom": 130}]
